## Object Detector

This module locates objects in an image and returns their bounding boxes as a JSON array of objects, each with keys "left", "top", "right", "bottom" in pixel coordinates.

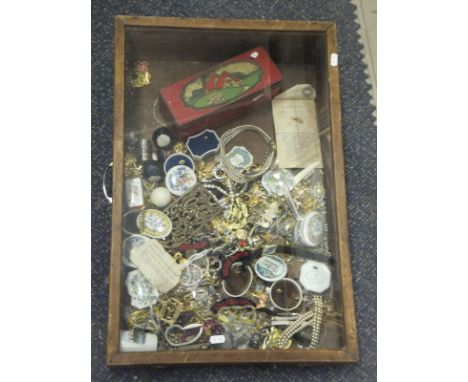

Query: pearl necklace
[{"left": 219, "top": 125, "right": 276, "bottom": 184}]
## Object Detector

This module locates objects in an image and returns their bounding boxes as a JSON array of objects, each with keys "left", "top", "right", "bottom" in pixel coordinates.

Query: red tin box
[{"left": 159, "top": 46, "right": 282, "bottom": 138}]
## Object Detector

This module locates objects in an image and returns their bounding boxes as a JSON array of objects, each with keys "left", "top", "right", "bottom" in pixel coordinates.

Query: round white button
[{"left": 150, "top": 187, "right": 172, "bottom": 208}]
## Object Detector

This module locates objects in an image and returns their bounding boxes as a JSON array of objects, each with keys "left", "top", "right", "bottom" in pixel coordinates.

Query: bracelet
[
  {"left": 219, "top": 125, "right": 276, "bottom": 184},
  {"left": 164, "top": 323, "right": 204, "bottom": 347},
  {"left": 308, "top": 295, "right": 324, "bottom": 348},
  {"left": 275, "top": 294, "right": 323, "bottom": 349}
]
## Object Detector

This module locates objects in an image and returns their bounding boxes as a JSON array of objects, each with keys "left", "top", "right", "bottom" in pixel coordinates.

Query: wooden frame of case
[{"left": 106, "top": 15, "right": 358, "bottom": 366}]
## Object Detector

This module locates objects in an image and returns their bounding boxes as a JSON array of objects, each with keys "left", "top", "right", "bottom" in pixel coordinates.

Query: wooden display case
[{"left": 106, "top": 16, "right": 358, "bottom": 366}]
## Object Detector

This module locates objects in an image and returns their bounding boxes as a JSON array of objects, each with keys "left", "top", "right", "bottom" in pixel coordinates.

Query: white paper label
[
  {"left": 130, "top": 240, "right": 181, "bottom": 293},
  {"left": 209, "top": 335, "right": 226, "bottom": 344},
  {"left": 330, "top": 53, "right": 338, "bottom": 67},
  {"left": 272, "top": 84, "right": 323, "bottom": 169}
]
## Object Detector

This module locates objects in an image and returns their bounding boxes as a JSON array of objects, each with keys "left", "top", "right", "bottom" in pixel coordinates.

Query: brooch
[
  {"left": 186, "top": 129, "right": 221, "bottom": 160},
  {"left": 137, "top": 209, "right": 172, "bottom": 239},
  {"left": 225, "top": 146, "right": 253, "bottom": 169},
  {"left": 165, "top": 165, "right": 197, "bottom": 196},
  {"left": 261, "top": 169, "right": 295, "bottom": 196},
  {"left": 163, "top": 153, "right": 195, "bottom": 173},
  {"left": 125, "top": 270, "right": 160, "bottom": 309},
  {"left": 128, "top": 61, "right": 152, "bottom": 88}
]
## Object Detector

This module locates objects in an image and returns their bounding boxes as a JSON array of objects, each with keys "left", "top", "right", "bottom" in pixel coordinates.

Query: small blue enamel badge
[{"left": 186, "top": 129, "right": 221, "bottom": 160}]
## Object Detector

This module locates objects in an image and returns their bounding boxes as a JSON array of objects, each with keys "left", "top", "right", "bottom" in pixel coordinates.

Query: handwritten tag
[
  {"left": 130, "top": 239, "right": 181, "bottom": 293},
  {"left": 272, "top": 84, "right": 323, "bottom": 169}
]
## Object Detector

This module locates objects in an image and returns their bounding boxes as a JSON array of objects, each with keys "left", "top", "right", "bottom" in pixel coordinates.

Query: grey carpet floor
[{"left": 91, "top": 1, "right": 377, "bottom": 381}]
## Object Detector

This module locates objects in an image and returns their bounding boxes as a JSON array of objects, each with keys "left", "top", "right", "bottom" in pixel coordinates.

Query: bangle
[
  {"left": 221, "top": 265, "right": 254, "bottom": 297},
  {"left": 219, "top": 125, "right": 276, "bottom": 184},
  {"left": 165, "top": 323, "right": 204, "bottom": 347}
]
